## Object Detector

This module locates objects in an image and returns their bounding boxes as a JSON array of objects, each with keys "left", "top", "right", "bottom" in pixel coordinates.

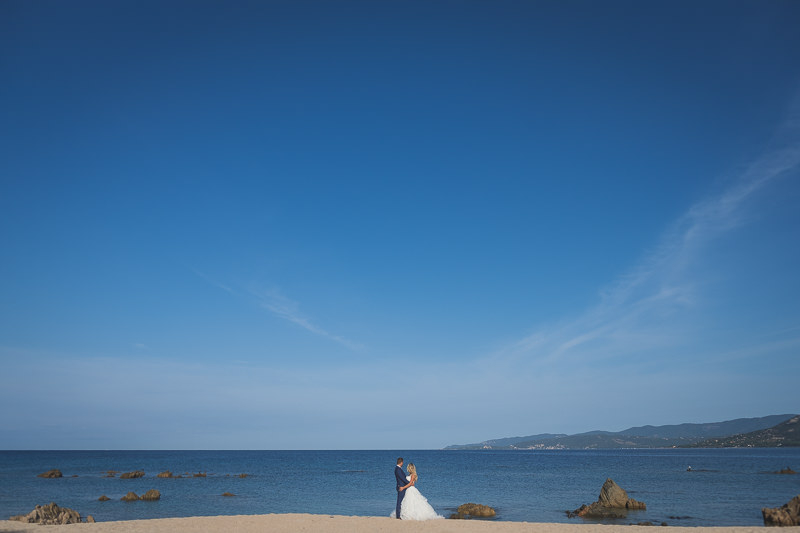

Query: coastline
[{"left": 0, "top": 514, "right": 791, "bottom": 533}]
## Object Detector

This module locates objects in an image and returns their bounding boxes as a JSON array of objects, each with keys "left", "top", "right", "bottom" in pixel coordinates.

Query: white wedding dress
[{"left": 391, "top": 473, "right": 444, "bottom": 520}]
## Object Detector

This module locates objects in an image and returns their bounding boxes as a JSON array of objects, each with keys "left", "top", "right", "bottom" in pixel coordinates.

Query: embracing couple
[{"left": 392, "top": 457, "right": 443, "bottom": 520}]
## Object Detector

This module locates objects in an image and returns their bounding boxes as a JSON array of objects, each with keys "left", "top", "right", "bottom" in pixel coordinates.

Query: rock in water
[
  {"left": 140, "top": 489, "right": 161, "bottom": 501},
  {"left": 763, "top": 495, "right": 800, "bottom": 526},
  {"left": 87, "top": 515, "right": 96, "bottom": 523},
  {"left": 569, "top": 479, "right": 646, "bottom": 518},
  {"left": 448, "top": 503, "right": 497, "bottom": 518},
  {"left": 37, "top": 469, "right": 63, "bottom": 478},
  {"left": 10, "top": 503, "right": 81, "bottom": 524},
  {"left": 98, "top": 495, "right": 110, "bottom": 501},
  {"left": 120, "top": 470, "right": 145, "bottom": 479},
  {"left": 598, "top": 478, "right": 630, "bottom": 507},
  {"left": 157, "top": 471, "right": 173, "bottom": 478},
  {"left": 121, "top": 492, "right": 139, "bottom": 502},
  {"left": 598, "top": 478, "right": 646, "bottom": 509}
]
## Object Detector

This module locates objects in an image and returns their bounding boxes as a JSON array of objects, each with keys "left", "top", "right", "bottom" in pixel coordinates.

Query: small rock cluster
[
  {"left": 121, "top": 489, "right": 161, "bottom": 501},
  {"left": 37, "top": 469, "right": 63, "bottom": 478},
  {"left": 120, "top": 470, "right": 145, "bottom": 479}
]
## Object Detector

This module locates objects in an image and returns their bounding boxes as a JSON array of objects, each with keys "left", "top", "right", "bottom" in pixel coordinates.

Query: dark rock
[
  {"left": 222, "top": 492, "right": 236, "bottom": 497},
  {"left": 568, "top": 504, "right": 628, "bottom": 519},
  {"left": 121, "top": 492, "right": 139, "bottom": 502},
  {"left": 447, "top": 503, "right": 496, "bottom": 519},
  {"left": 120, "top": 470, "right": 145, "bottom": 479},
  {"left": 193, "top": 472, "right": 207, "bottom": 478},
  {"left": 568, "top": 479, "right": 646, "bottom": 519},
  {"left": 763, "top": 494, "right": 800, "bottom": 526},
  {"left": 10, "top": 502, "right": 81, "bottom": 524},
  {"left": 37, "top": 469, "right": 63, "bottom": 478},
  {"left": 140, "top": 489, "right": 161, "bottom": 501},
  {"left": 157, "top": 471, "right": 173, "bottom": 478},
  {"left": 238, "top": 473, "right": 248, "bottom": 478},
  {"left": 98, "top": 495, "right": 110, "bottom": 501},
  {"left": 775, "top": 467, "right": 797, "bottom": 475}
]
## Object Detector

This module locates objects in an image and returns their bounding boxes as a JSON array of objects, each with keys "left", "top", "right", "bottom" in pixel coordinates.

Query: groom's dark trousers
[{"left": 395, "top": 465, "right": 407, "bottom": 519}]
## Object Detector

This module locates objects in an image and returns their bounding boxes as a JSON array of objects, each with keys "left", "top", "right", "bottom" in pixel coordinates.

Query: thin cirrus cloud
[
  {"left": 250, "top": 287, "right": 365, "bottom": 352},
  {"left": 500, "top": 113, "right": 800, "bottom": 368},
  {"left": 193, "top": 270, "right": 365, "bottom": 351}
]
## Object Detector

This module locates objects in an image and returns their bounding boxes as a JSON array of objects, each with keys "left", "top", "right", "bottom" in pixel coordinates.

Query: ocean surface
[{"left": 1, "top": 449, "right": 799, "bottom": 526}]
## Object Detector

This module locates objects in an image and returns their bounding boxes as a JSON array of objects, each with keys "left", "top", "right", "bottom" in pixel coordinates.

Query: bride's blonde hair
[{"left": 407, "top": 463, "right": 417, "bottom": 480}]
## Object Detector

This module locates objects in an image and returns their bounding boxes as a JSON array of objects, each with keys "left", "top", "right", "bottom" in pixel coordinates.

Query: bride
[{"left": 391, "top": 463, "right": 443, "bottom": 520}]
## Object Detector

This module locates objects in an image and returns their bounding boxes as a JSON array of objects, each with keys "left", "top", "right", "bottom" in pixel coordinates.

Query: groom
[{"left": 395, "top": 457, "right": 414, "bottom": 519}]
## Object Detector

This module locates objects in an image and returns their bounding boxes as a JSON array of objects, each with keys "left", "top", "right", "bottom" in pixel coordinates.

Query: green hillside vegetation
[{"left": 688, "top": 415, "right": 800, "bottom": 448}]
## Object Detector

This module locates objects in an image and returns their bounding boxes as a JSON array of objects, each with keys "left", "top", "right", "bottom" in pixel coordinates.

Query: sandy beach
[{"left": 1, "top": 514, "right": 792, "bottom": 533}]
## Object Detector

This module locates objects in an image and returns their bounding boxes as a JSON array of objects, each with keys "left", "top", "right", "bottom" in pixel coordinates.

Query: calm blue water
[{"left": 1, "top": 449, "right": 799, "bottom": 526}]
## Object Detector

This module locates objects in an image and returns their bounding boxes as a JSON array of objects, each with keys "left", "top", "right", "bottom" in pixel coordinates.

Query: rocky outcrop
[
  {"left": 121, "top": 492, "right": 139, "bottom": 502},
  {"left": 10, "top": 503, "right": 81, "bottom": 524},
  {"left": 763, "top": 495, "right": 800, "bottom": 526},
  {"left": 222, "top": 492, "right": 236, "bottom": 497},
  {"left": 140, "top": 489, "right": 161, "bottom": 501},
  {"left": 157, "top": 471, "right": 173, "bottom": 478},
  {"left": 87, "top": 515, "right": 96, "bottom": 523},
  {"left": 98, "top": 495, "right": 110, "bottom": 501},
  {"left": 774, "top": 467, "right": 797, "bottom": 475},
  {"left": 568, "top": 479, "right": 647, "bottom": 519},
  {"left": 193, "top": 472, "right": 207, "bottom": 477},
  {"left": 448, "top": 503, "right": 496, "bottom": 519},
  {"left": 37, "top": 469, "right": 63, "bottom": 478},
  {"left": 120, "top": 470, "right": 145, "bottom": 479}
]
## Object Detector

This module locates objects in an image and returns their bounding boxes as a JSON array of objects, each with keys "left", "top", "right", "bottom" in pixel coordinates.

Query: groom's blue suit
[{"left": 395, "top": 464, "right": 408, "bottom": 519}]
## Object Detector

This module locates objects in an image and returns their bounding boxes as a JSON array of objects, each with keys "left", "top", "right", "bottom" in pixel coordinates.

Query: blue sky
[{"left": 1, "top": 0, "right": 799, "bottom": 450}]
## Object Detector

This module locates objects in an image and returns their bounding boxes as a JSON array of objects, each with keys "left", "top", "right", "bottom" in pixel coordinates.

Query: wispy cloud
[
  {"left": 250, "top": 287, "right": 365, "bottom": 351},
  {"left": 193, "top": 270, "right": 364, "bottom": 351},
  {"left": 500, "top": 113, "right": 800, "bottom": 367},
  {"left": 192, "top": 268, "right": 236, "bottom": 295}
]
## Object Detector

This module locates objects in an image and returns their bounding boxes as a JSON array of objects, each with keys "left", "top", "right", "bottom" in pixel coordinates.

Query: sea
[{"left": 1, "top": 449, "right": 799, "bottom": 526}]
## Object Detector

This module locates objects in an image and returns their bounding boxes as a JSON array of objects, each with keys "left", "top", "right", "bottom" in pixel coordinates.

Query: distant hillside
[
  {"left": 445, "top": 433, "right": 567, "bottom": 450},
  {"left": 616, "top": 415, "right": 797, "bottom": 438},
  {"left": 689, "top": 415, "right": 800, "bottom": 448},
  {"left": 444, "top": 414, "right": 797, "bottom": 450}
]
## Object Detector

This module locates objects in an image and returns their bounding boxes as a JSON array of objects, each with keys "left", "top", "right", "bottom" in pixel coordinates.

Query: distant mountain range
[
  {"left": 444, "top": 414, "right": 798, "bottom": 450},
  {"left": 688, "top": 415, "right": 800, "bottom": 448}
]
